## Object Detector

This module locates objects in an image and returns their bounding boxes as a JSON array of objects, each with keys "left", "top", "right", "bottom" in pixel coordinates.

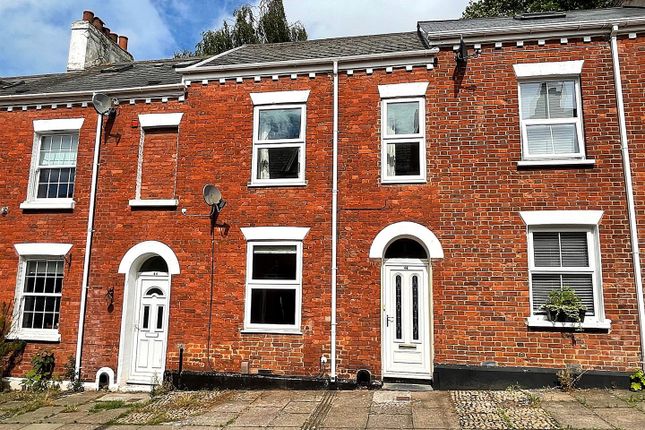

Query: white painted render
[
  {"left": 250, "top": 90, "right": 311, "bottom": 105},
  {"left": 67, "top": 20, "right": 132, "bottom": 72},
  {"left": 513, "top": 60, "right": 584, "bottom": 78},
  {"left": 378, "top": 82, "right": 429, "bottom": 98}
]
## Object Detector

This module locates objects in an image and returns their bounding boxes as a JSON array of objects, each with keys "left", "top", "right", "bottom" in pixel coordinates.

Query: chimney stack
[{"left": 67, "top": 10, "right": 133, "bottom": 71}]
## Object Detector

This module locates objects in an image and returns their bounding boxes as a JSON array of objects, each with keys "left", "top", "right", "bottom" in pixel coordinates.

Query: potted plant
[{"left": 541, "top": 287, "right": 587, "bottom": 324}]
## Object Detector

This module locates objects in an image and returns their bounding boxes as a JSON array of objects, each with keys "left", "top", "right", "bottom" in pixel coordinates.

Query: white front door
[
  {"left": 129, "top": 275, "right": 169, "bottom": 384},
  {"left": 383, "top": 263, "right": 431, "bottom": 378}
]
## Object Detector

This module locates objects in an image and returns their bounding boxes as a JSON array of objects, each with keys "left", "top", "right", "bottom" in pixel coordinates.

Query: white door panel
[{"left": 383, "top": 265, "right": 431, "bottom": 378}]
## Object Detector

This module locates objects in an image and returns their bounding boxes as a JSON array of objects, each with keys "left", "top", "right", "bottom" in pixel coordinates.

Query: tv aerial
[{"left": 91, "top": 93, "right": 117, "bottom": 115}]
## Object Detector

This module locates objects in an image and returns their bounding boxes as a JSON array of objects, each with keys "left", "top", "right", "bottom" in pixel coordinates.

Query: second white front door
[
  {"left": 130, "top": 275, "right": 169, "bottom": 384},
  {"left": 383, "top": 263, "right": 431, "bottom": 379}
]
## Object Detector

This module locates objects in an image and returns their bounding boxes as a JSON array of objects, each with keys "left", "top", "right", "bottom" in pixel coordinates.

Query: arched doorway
[
  {"left": 370, "top": 222, "right": 443, "bottom": 380},
  {"left": 116, "top": 242, "right": 179, "bottom": 387}
]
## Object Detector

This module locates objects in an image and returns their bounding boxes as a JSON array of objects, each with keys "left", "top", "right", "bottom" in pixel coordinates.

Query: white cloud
[
  {"left": 283, "top": 0, "right": 470, "bottom": 39},
  {"left": 0, "top": 0, "right": 177, "bottom": 76}
]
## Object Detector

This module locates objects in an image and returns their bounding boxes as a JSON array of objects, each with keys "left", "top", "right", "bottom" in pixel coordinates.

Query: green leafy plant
[
  {"left": 62, "top": 355, "right": 83, "bottom": 392},
  {"left": 21, "top": 350, "right": 55, "bottom": 392},
  {"left": 0, "top": 303, "right": 26, "bottom": 376},
  {"left": 542, "top": 287, "right": 587, "bottom": 325},
  {"left": 630, "top": 369, "right": 645, "bottom": 392}
]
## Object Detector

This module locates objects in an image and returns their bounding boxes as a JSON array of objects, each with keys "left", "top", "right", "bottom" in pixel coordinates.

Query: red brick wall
[
  {"left": 140, "top": 128, "right": 178, "bottom": 200},
  {"left": 0, "top": 108, "right": 96, "bottom": 375},
  {"left": 0, "top": 33, "right": 643, "bottom": 384},
  {"left": 335, "top": 37, "right": 641, "bottom": 379}
]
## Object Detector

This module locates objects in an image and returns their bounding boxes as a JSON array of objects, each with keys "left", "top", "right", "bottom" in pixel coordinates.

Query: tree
[
  {"left": 188, "top": 0, "right": 307, "bottom": 57},
  {"left": 462, "top": 0, "right": 623, "bottom": 18}
]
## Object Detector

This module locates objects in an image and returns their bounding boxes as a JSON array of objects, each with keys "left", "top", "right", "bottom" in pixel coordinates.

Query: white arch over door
[
  {"left": 369, "top": 221, "right": 444, "bottom": 259},
  {"left": 116, "top": 241, "right": 179, "bottom": 389}
]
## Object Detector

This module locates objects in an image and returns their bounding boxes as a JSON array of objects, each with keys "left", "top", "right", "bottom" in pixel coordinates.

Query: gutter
[
  {"left": 75, "top": 110, "right": 104, "bottom": 379},
  {"left": 330, "top": 61, "right": 339, "bottom": 382},
  {"left": 0, "top": 83, "right": 186, "bottom": 107},
  {"left": 423, "top": 17, "right": 645, "bottom": 46},
  {"left": 610, "top": 25, "right": 645, "bottom": 372}
]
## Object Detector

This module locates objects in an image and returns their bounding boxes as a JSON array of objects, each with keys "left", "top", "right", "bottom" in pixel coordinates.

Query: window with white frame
[
  {"left": 21, "top": 118, "right": 84, "bottom": 210},
  {"left": 514, "top": 61, "right": 585, "bottom": 161},
  {"left": 241, "top": 226, "right": 309, "bottom": 333},
  {"left": 520, "top": 210, "right": 609, "bottom": 329},
  {"left": 11, "top": 243, "right": 71, "bottom": 342},
  {"left": 250, "top": 91, "right": 309, "bottom": 185},
  {"left": 378, "top": 82, "right": 428, "bottom": 183}
]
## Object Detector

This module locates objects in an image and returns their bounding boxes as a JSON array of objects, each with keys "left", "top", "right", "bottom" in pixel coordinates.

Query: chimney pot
[
  {"left": 82, "top": 10, "right": 94, "bottom": 22},
  {"left": 109, "top": 32, "right": 118, "bottom": 43},
  {"left": 103, "top": 26, "right": 111, "bottom": 36},
  {"left": 92, "top": 17, "right": 104, "bottom": 31},
  {"left": 118, "top": 36, "right": 129, "bottom": 51}
]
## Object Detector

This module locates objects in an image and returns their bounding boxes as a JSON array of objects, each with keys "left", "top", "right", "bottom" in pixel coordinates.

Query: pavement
[{"left": 0, "top": 387, "right": 644, "bottom": 429}]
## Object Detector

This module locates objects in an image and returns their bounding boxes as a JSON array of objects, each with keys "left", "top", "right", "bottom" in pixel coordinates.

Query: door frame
[
  {"left": 381, "top": 258, "right": 433, "bottom": 380},
  {"left": 116, "top": 242, "right": 180, "bottom": 389},
  {"left": 127, "top": 273, "right": 171, "bottom": 385}
]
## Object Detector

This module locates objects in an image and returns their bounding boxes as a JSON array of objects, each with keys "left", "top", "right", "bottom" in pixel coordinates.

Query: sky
[{"left": 0, "top": 0, "right": 470, "bottom": 77}]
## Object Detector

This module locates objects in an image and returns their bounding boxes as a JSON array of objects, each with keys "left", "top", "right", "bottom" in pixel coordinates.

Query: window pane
[
  {"left": 547, "top": 81, "right": 576, "bottom": 119},
  {"left": 532, "top": 273, "right": 594, "bottom": 315},
  {"left": 250, "top": 288, "right": 296, "bottom": 325},
  {"left": 533, "top": 232, "right": 561, "bottom": 267},
  {"left": 39, "top": 134, "right": 78, "bottom": 166},
  {"left": 256, "top": 147, "right": 300, "bottom": 180},
  {"left": 387, "top": 142, "right": 420, "bottom": 176},
  {"left": 395, "top": 275, "right": 402, "bottom": 340},
  {"left": 142, "top": 305, "right": 150, "bottom": 329},
  {"left": 252, "top": 245, "right": 297, "bottom": 280},
  {"left": 526, "top": 124, "right": 578, "bottom": 155},
  {"left": 387, "top": 102, "right": 420, "bottom": 135},
  {"left": 157, "top": 306, "right": 164, "bottom": 330},
  {"left": 520, "top": 82, "right": 547, "bottom": 120},
  {"left": 258, "top": 108, "right": 302, "bottom": 140},
  {"left": 560, "top": 232, "right": 589, "bottom": 267},
  {"left": 412, "top": 275, "right": 419, "bottom": 341},
  {"left": 37, "top": 167, "right": 76, "bottom": 199}
]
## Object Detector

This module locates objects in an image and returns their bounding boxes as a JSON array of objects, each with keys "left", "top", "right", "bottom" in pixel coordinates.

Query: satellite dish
[
  {"left": 202, "top": 184, "right": 222, "bottom": 206},
  {"left": 91, "top": 93, "right": 116, "bottom": 115}
]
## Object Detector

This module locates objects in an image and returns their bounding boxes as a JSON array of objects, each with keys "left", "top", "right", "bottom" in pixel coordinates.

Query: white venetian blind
[{"left": 531, "top": 231, "right": 594, "bottom": 315}]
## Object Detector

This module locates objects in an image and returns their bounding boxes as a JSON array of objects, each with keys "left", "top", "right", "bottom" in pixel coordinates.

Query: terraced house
[{"left": 1, "top": 5, "right": 645, "bottom": 391}]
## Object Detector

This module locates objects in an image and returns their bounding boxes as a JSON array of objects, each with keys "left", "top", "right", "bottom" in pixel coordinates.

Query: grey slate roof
[
  {"left": 194, "top": 32, "right": 426, "bottom": 68},
  {"left": 0, "top": 58, "right": 196, "bottom": 97},
  {"left": 419, "top": 7, "right": 645, "bottom": 40}
]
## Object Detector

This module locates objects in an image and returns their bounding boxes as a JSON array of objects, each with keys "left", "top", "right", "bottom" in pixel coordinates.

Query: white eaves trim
[
  {"left": 33, "top": 118, "right": 84, "bottom": 132},
  {"left": 378, "top": 82, "right": 429, "bottom": 98},
  {"left": 519, "top": 210, "right": 603, "bottom": 226},
  {"left": 513, "top": 60, "right": 584, "bottom": 78},
  {"left": 14, "top": 243, "right": 72, "bottom": 256},
  {"left": 250, "top": 90, "right": 310, "bottom": 106},
  {"left": 138, "top": 113, "right": 183, "bottom": 128},
  {"left": 241, "top": 226, "right": 310, "bottom": 241},
  {"left": 129, "top": 199, "right": 178, "bottom": 207}
]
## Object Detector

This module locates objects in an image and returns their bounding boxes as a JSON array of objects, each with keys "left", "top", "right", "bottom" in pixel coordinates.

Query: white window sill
[
  {"left": 20, "top": 200, "right": 75, "bottom": 210},
  {"left": 129, "top": 199, "right": 179, "bottom": 208},
  {"left": 247, "top": 181, "right": 307, "bottom": 188},
  {"left": 526, "top": 316, "right": 611, "bottom": 330},
  {"left": 517, "top": 159, "right": 595, "bottom": 168},
  {"left": 6, "top": 330, "right": 61, "bottom": 342},
  {"left": 240, "top": 328, "right": 303, "bottom": 335},
  {"left": 381, "top": 178, "right": 427, "bottom": 185}
]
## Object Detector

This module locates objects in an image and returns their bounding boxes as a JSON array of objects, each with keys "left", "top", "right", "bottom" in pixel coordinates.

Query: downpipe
[
  {"left": 330, "top": 61, "right": 339, "bottom": 382},
  {"left": 75, "top": 112, "right": 104, "bottom": 378},
  {"left": 610, "top": 25, "right": 645, "bottom": 371}
]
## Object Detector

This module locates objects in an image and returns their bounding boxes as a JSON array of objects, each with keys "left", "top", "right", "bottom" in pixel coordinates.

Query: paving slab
[
  {"left": 230, "top": 405, "right": 281, "bottom": 426},
  {"left": 96, "top": 393, "right": 148, "bottom": 404},
  {"left": 366, "top": 413, "right": 413, "bottom": 428},
  {"left": 593, "top": 406, "right": 645, "bottom": 429},
  {"left": 371, "top": 401, "right": 412, "bottom": 415},
  {"left": 282, "top": 400, "right": 318, "bottom": 414},
  {"left": 182, "top": 410, "right": 237, "bottom": 426},
  {"left": 74, "top": 408, "right": 130, "bottom": 424},
  {"left": 251, "top": 390, "right": 293, "bottom": 408},
  {"left": 412, "top": 406, "right": 460, "bottom": 429},
  {"left": 0, "top": 425, "right": 27, "bottom": 430},
  {"left": 53, "top": 425, "right": 100, "bottom": 430},
  {"left": 573, "top": 389, "right": 631, "bottom": 408},
  {"left": 535, "top": 389, "right": 577, "bottom": 402},
  {"left": 4, "top": 407, "right": 64, "bottom": 424},
  {"left": 52, "top": 392, "right": 103, "bottom": 407},
  {"left": 321, "top": 407, "right": 369, "bottom": 428},
  {"left": 542, "top": 401, "right": 612, "bottom": 429},
  {"left": 270, "top": 412, "right": 310, "bottom": 427},
  {"left": 18, "top": 425, "right": 63, "bottom": 430}
]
